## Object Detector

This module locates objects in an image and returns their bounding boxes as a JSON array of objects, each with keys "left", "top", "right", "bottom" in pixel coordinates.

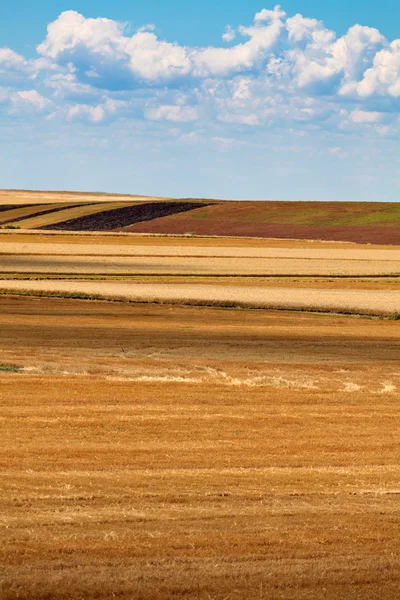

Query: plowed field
[{"left": 1, "top": 297, "right": 400, "bottom": 599}]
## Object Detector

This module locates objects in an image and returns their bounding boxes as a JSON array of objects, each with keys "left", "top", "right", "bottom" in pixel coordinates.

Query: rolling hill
[{"left": 0, "top": 190, "right": 399, "bottom": 244}]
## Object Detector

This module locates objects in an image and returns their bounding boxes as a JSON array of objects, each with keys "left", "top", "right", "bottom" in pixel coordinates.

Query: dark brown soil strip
[{"left": 42, "top": 202, "right": 212, "bottom": 232}]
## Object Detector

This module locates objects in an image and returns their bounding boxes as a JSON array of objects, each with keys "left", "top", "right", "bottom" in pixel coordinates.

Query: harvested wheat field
[
  {"left": 1, "top": 296, "right": 400, "bottom": 599},
  {"left": 0, "top": 230, "right": 398, "bottom": 315},
  {"left": 0, "top": 189, "right": 169, "bottom": 205},
  {"left": 1, "top": 218, "right": 399, "bottom": 599},
  {"left": 0, "top": 280, "right": 400, "bottom": 315}
]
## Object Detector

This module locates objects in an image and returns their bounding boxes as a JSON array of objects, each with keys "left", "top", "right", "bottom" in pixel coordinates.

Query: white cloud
[
  {"left": 222, "top": 26, "right": 236, "bottom": 43},
  {"left": 11, "top": 90, "right": 53, "bottom": 113},
  {"left": 254, "top": 6, "right": 286, "bottom": 23},
  {"left": 0, "top": 48, "right": 38, "bottom": 87},
  {"left": 350, "top": 109, "right": 381, "bottom": 123},
  {"left": 0, "top": 4, "right": 399, "bottom": 136},
  {"left": 37, "top": 10, "right": 191, "bottom": 86},
  {"left": 348, "top": 40, "right": 400, "bottom": 98},
  {"left": 68, "top": 103, "right": 106, "bottom": 123},
  {"left": 67, "top": 98, "right": 125, "bottom": 123},
  {"left": 193, "top": 18, "right": 285, "bottom": 77},
  {"left": 145, "top": 104, "right": 199, "bottom": 122}
]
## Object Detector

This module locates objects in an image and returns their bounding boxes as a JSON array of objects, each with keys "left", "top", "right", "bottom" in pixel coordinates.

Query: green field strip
[{"left": 11, "top": 201, "right": 139, "bottom": 229}]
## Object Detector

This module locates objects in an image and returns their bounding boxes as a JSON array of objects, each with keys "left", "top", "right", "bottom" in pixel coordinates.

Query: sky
[{"left": 2, "top": 1, "right": 400, "bottom": 200}]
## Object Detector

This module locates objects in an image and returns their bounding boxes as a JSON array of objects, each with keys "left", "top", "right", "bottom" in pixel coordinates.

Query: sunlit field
[{"left": 1, "top": 196, "right": 399, "bottom": 599}]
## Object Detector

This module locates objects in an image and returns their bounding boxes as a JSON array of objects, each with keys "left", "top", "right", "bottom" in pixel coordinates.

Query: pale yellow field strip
[
  {"left": 0, "top": 280, "right": 398, "bottom": 313},
  {"left": 9, "top": 202, "right": 138, "bottom": 229},
  {"left": 0, "top": 203, "right": 79, "bottom": 225},
  {"left": 1, "top": 242, "right": 400, "bottom": 261},
  {"left": 0, "top": 190, "right": 168, "bottom": 204},
  {"left": 1, "top": 255, "right": 400, "bottom": 276}
]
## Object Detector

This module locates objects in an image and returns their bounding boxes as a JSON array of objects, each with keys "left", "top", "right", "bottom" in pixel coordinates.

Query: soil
[{"left": 44, "top": 202, "right": 212, "bottom": 231}]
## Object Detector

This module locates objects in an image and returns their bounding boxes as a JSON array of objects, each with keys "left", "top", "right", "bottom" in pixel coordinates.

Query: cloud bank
[{"left": 2, "top": 5, "right": 400, "bottom": 135}]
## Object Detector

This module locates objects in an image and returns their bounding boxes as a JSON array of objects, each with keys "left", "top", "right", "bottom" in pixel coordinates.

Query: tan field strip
[
  {"left": 0, "top": 279, "right": 399, "bottom": 314},
  {"left": 0, "top": 189, "right": 168, "bottom": 204},
  {"left": 2, "top": 241, "right": 400, "bottom": 261},
  {"left": 8, "top": 201, "right": 137, "bottom": 229},
  {"left": 1, "top": 254, "right": 400, "bottom": 276},
  {"left": 0, "top": 203, "right": 80, "bottom": 225}
]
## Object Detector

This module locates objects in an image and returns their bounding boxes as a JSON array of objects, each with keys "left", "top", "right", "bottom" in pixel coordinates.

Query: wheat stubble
[{"left": 0, "top": 297, "right": 400, "bottom": 599}]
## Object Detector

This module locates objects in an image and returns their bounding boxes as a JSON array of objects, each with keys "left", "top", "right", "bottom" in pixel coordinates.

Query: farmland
[
  {"left": 1, "top": 190, "right": 400, "bottom": 244},
  {"left": 1, "top": 296, "right": 400, "bottom": 599},
  {"left": 1, "top": 190, "right": 399, "bottom": 599},
  {"left": 0, "top": 228, "right": 399, "bottom": 315}
]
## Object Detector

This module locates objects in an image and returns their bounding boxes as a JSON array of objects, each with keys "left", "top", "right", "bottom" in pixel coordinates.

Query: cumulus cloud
[
  {"left": 10, "top": 90, "right": 53, "bottom": 114},
  {"left": 68, "top": 103, "right": 106, "bottom": 123},
  {"left": 37, "top": 10, "right": 191, "bottom": 87},
  {"left": 67, "top": 98, "right": 128, "bottom": 123},
  {"left": 0, "top": 48, "right": 41, "bottom": 87},
  {"left": 145, "top": 104, "right": 199, "bottom": 122},
  {"left": 222, "top": 26, "right": 236, "bottom": 43},
  {"left": 1, "top": 5, "right": 400, "bottom": 136},
  {"left": 350, "top": 109, "right": 381, "bottom": 123}
]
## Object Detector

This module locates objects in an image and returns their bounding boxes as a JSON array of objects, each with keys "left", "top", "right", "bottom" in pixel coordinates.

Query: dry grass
[
  {"left": 6, "top": 202, "right": 138, "bottom": 229},
  {"left": 0, "top": 203, "right": 81, "bottom": 225},
  {"left": 0, "top": 231, "right": 398, "bottom": 315},
  {"left": 0, "top": 273, "right": 398, "bottom": 290},
  {"left": 0, "top": 280, "right": 399, "bottom": 315},
  {"left": 0, "top": 189, "right": 168, "bottom": 205},
  {"left": 1, "top": 254, "right": 400, "bottom": 277},
  {"left": 1, "top": 297, "right": 400, "bottom": 599},
  {"left": 2, "top": 241, "right": 400, "bottom": 260}
]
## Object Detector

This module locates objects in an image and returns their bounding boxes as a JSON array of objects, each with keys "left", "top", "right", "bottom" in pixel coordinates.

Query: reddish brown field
[
  {"left": 123, "top": 201, "right": 400, "bottom": 245},
  {"left": 1, "top": 296, "right": 400, "bottom": 599}
]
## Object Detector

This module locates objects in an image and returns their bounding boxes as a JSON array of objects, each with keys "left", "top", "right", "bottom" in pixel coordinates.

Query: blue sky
[{"left": 2, "top": 1, "right": 400, "bottom": 200}]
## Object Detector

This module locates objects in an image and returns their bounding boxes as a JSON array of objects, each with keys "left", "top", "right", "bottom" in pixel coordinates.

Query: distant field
[
  {"left": 0, "top": 203, "right": 88, "bottom": 226},
  {"left": 126, "top": 200, "right": 400, "bottom": 245},
  {"left": 3, "top": 202, "right": 135, "bottom": 229},
  {"left": 0, "top": 189, "right": 169, "bottom": 204},
  {"left": 1, "top": 255, "right": 400, "bottom": 277},
  {"left": 0, "top": 280, "right": 399, "bottom": 315},
  {"left": 0, "top": 230, "right": 398, "bottom": 315},
  {"left": 0, "top": 200, "right": 208, "bottom": 231},
  {"left": 1, "top": 191, "right": 399, "bottom": 245}
]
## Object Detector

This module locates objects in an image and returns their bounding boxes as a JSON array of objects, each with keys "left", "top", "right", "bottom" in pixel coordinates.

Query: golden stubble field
[
  {"left": 0, "top": 231, "right": 399, "bottom": 315},
  {"left": 1, "top": 296, "right": 400, "bottom": 599},
  {"left": 0, "top": 190, "right": 167, "bottom": 205}
]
